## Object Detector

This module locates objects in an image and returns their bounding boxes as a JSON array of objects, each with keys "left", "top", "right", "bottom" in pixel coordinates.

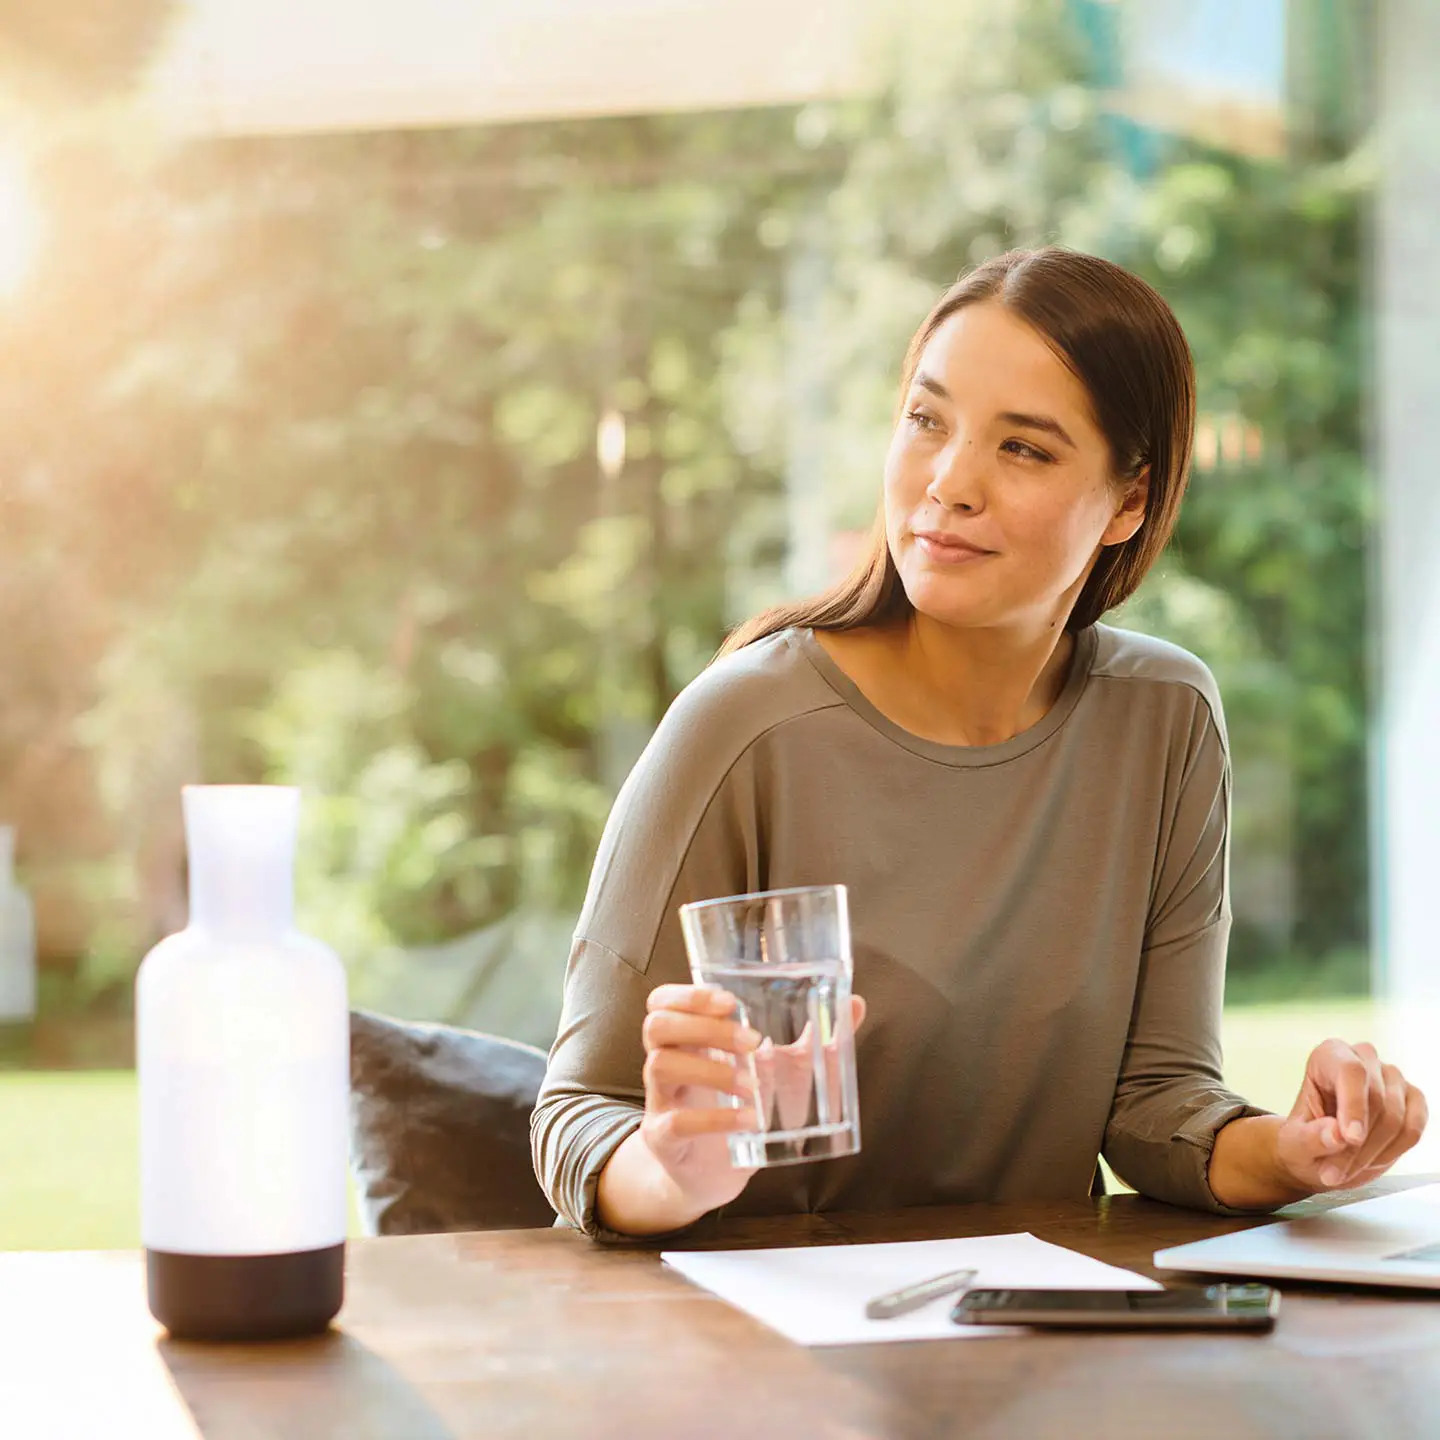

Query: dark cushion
[{"left": 348, "top": 1008, "right": 556, "bottom": 1235}]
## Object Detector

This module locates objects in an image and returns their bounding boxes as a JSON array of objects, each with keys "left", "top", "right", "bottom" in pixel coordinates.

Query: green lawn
[
  {"left": 1219, "top": 996, "right": 1377, "bottom": 1117},
  {"left": 0, "top": 997, "right": 1401, "bottom": 1250},
  {"left": 0, "top": 1071, "right": 366, "bottom": 1251},
  {"left": 0, "top": 1071, "right": 144, "bottom": 1251}
]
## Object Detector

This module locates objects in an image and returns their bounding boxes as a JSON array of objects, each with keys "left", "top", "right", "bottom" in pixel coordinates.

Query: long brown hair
[{"left": 718, "top": 246, "right": 1196, "bottom": 658}]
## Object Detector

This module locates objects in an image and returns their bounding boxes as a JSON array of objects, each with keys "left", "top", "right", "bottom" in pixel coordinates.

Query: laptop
[{"left": 1154, "top": 1183, "right": 1440, "bottom": 1290}]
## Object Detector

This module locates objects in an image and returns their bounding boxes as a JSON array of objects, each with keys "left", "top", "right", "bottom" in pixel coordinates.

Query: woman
[{"left": 530, "top": 246, "right": 1427, "bottom": 1239}]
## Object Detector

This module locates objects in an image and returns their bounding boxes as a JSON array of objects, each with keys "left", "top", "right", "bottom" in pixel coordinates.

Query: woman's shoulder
[
  {"left": 577, "top": 630, "right": 842, "bottom": 971},
  {"left": 658, "top": 627, "right": 845, "bottom": 754},
  {"left": 607, "top": 628, "right": 845, "bottom": 827},
  {"left": 596, "top": 629, "right": 845, "bottom": 885},
  {"left": 1088, "top": 623, "right": 1224, "bottom": 727}
]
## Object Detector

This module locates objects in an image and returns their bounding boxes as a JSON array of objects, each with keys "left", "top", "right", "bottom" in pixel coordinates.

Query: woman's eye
[
  {"left": 1001, "top": 438, "right": 1054, "bottom": 463},
  {"left": 906, "top": 409, "right": 940, "bottom": 433}
]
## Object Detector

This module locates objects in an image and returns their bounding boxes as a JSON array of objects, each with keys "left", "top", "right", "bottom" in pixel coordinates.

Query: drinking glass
[{"left": 679, "top": 884, "right": 861, "bottom": 1168}]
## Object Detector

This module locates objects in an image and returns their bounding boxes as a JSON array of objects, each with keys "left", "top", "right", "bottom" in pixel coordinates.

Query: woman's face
[{"left": 884, "top": 300, "right": 1146, "bottom": 634}]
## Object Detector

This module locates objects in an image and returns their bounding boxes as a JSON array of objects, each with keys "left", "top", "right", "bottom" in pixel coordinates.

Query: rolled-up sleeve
[
  {"left": 529, "top": 938, "right": 649, "bottom": 1237},
  {"left": 1102, "top": 687, "right": 1271, "bottom": 1213},
  {"left": 529, "top": 660, "right": 772, "bottom": 1237}
]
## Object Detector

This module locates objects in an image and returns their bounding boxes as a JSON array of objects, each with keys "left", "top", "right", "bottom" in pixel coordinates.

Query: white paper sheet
[{"left": 661, "top": 1231, "right": 1160, "bottom": 1346}]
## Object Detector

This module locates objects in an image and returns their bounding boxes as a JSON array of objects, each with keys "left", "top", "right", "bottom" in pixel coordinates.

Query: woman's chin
[{"left": 902, "top": 576, "right": 1003, "bottom": 630}]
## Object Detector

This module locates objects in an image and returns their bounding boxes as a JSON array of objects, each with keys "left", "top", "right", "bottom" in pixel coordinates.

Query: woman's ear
[{"left": 1100, "top": 466, "right": 1150, "bottom": 547}]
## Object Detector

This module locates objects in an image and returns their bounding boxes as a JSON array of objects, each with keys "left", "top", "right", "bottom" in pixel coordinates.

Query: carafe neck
[{"left": 184, "top": 787, "right": 298, "bottom": 940}]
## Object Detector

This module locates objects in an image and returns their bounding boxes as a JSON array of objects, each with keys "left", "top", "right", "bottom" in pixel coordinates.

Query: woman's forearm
[
  {"left": 1207, "top": 1114, "right": 1313, "bottom": 1211},
  {"left": 594, "top": 1130, "right": 713, "bottom": 1237}
]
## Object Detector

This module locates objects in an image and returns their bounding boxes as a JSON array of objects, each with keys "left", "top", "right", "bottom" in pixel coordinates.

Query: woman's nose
[{"left": 926, "top": 443, "right": 986, "bottom": 512}]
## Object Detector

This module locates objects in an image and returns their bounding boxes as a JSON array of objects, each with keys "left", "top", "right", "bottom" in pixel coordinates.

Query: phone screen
[{"left": 952, "top": 1284, "right": 1278, "bottom": 1330}]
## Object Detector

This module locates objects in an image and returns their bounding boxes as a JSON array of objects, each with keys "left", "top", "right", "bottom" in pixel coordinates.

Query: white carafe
[
  {"left": 0, "top": 826, "right": 36, "bottom": 1025},
  {"left": 137, "top": 786, "right": 349, "bottom": 1341}
]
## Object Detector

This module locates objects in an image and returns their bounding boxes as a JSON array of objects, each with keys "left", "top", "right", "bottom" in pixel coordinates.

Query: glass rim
[{"left": 678, "top": 883, "right": 846, "bottom": 917}]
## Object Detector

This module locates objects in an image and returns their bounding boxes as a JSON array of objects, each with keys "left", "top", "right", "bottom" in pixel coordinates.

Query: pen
[{"left": 865, "top": 1267, "right": 980, "bottom": 1320}]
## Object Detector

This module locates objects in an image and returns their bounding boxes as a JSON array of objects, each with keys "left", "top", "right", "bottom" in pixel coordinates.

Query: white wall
[
  {"left": 1376, "top": 0, "right": 1440, "bottom": 1167},
  {"left": 143, "top": 0, "right": 872, "bottom": 136}
]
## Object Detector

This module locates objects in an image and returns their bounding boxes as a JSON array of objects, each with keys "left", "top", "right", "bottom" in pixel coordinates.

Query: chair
[{"left": 348, "top": 1008, "right": 557, "bottom": 1235}]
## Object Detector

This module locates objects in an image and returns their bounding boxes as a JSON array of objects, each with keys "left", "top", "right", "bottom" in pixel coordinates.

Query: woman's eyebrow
[
  {"left": 998, "top": 411, "right": 1077, "bottom": 449},
  {"left": 912, "top": 372, "right": 1078, "bottom": 451}
]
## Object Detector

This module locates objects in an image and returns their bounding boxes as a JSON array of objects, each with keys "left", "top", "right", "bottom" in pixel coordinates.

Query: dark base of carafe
[{"left": 147, "top": 1242, "right": 345, "bottom": 1341}]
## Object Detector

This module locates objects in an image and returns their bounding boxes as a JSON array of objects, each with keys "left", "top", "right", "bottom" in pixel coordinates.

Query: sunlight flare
[{"left": 0, "top": 151, "right": 40, "bottom": 298}]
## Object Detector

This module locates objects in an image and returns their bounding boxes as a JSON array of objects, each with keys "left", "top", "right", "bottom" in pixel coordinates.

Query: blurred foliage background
[{"left": 0, "top": 0, "right": 1371, "bottom": 1056}]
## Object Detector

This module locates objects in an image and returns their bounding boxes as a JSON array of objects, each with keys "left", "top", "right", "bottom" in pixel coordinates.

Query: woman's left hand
[{"left": 1274, "top": 1039, "right": 1428, "bottom": 1193}]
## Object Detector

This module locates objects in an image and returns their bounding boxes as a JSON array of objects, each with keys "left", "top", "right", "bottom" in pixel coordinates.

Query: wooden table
[{"left": 5, "top": 1180, "right": 1438, "bottom": 1440}]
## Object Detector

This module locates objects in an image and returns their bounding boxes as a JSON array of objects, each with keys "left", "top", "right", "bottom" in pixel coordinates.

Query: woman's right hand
[
  {"left": 598, "top": 982, "right": 867, "bottom": 1235},
  {"left": 638, "top": 983, "right": 765, "bottom": 1216}
]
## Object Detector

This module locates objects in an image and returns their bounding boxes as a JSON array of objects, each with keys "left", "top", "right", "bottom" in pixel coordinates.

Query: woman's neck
[{"left": 815, "top": 612, "right": 1076, "bottom": 748}]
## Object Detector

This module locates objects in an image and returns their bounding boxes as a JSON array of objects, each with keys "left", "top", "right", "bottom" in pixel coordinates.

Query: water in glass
[{"left": 680, "top": 885, "right": 860, "bottom": 1168}]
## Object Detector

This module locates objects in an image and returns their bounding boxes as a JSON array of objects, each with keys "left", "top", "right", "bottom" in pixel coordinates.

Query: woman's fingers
[
  {"left": 641, "top": 982, "right": 865, "bottom": 1133},
  {"left": 642, "top": 1007, "right": 760, "bottom": 1057},
  {"left": 1337, "top": 1064, "right": 1411, "bottom": 1178},
  {"left": 641, "top": 984, "right": 762, "bottom": 1122},
  {"left": 1354, "top": 1096, "right": 1426, "bottom": 1180},
  {"left": 1339, "top": 1077, "right": 1428, "bottom": 1183},
  {"left": 1318, "top": 1039, "right": 1383, "bottom": 1146},
  {"left": 1399, "top": 1084, "right": 1430, "bottom": 1158},
  {"left": 643, "top": 1106, "right": 755, "bottom": 1145},
  {"left": 1291, "top": 1115, "right": 1345, "bottom": 1155},
  {"left": 646, "top": 983, "right": 737, "bottom": 1017},
  {"left": 1280, "top": 1114, "right": 1346, "bottom": 1184},
  {"left": 1287, "top": 1041, "right": 1430, "bottom": 1189},
  {"left": 643, "top": 1046, "right": 756, "bottom": 1104}
]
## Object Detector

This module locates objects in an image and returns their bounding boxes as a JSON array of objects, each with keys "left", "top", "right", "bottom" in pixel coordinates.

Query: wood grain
[{"left": 4, "top": 1178, "right": 1437, "bottom": 1440}]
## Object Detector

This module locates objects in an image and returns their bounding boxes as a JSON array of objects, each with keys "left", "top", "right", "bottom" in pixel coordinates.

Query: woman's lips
[{"left": 913, "top": 531, "right": 995, "bottom": 565}]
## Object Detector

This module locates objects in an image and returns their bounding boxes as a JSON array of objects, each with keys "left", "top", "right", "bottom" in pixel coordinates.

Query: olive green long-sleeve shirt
[{"left": 531, "top": 624, "right": 1268, "bottom": 1236}]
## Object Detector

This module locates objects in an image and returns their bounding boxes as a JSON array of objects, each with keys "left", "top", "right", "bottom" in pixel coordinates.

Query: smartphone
[{"left": 951, "top": 1283, "right": 1279, "bottom": 1331}]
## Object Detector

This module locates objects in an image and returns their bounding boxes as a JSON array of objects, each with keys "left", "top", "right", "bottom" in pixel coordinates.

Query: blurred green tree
[
  {"left": 728, "top": 0, "right": 1371, "bottom": 985},
  {"left": 1122, "top": 147, "right": 1370, "bottom": 974},
  {"left": 0, "top": 0, "right": 1371, "bottom": 1031},
  {"left": 2, "top": 114, "right": 820, "bottom": 1029}
]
